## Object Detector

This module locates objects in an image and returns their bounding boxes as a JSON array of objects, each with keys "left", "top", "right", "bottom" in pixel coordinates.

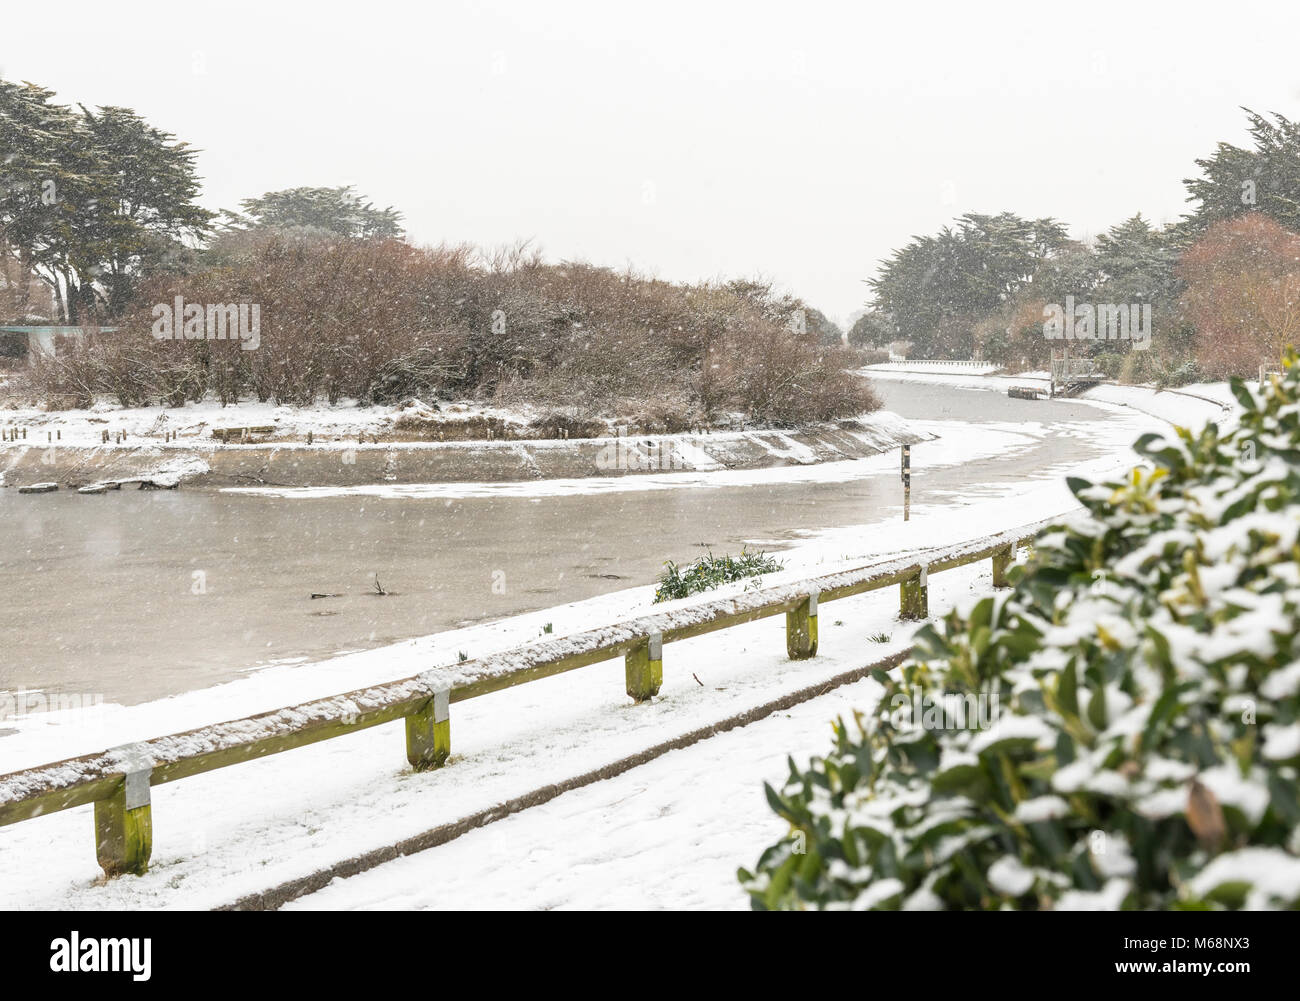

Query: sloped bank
[{"left": 0, "top": 412, "right": 928, "bottom": 489}]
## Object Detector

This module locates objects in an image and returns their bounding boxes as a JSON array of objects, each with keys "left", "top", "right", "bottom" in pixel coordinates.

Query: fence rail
[
  {"left": 0, "top": 518, "right": 1053, "bottom": 877},
  {"left": 870, "top": 360, "right": 1001, "bottom": 371}
]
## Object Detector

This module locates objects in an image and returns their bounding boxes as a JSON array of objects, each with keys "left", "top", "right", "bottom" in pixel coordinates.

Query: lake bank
[{"left": 0, "top": 411, "right": 927, "bottom": 489}]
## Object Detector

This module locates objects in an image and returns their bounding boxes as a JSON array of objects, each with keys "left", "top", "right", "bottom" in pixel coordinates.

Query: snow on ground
[
  {"left": 1, "top": 553, "right": 999, "bottom": 910},
  {"left": 861, "top": 366, "right": 1051, "bottom": 395},
  {"left": 0, "top": 396, "right": 546, "bottom": 448},
  {"left": 287, "top": 673, "right": 891, "bottom": 911},
  {"left": 273, "top": 379, "right": 1229, "bottom": 911}
]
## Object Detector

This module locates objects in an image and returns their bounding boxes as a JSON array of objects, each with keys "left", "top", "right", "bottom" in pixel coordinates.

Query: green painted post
[
  {"left": 786, "top": 592, "right": 819, "bottom": 659},
  {"left": 406, "top": 687, "right": 451, "bottom": 770},
  {"left": 992, "top": 544, "right": 1014, "bottom": 588},
  {"left": 899, "top": 566, "right": 929, "bottom": 620},
  {"left": 94, "top": 752, "right": 152, "bottom": 877},
  {"left": 625, "top": 631, "right": 663, "bottom": 702}
]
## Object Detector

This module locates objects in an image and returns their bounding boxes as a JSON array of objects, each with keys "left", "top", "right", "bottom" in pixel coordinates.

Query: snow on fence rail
[
  {"left": 867, "top": 360, "right": 1002, "bottom": 374},
  {"left": 0, "top": 518, "right": 1054, "bottom": 878}
]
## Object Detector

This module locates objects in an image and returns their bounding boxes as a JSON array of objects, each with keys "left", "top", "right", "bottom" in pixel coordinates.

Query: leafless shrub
[{"left": 24, "top": 236, "right": 876, "bottom": 426}]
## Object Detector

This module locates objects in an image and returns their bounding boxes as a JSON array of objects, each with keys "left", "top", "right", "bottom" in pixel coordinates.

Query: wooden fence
[{"left": 0, "top": 519, "right": 1052, "bottom": 878}]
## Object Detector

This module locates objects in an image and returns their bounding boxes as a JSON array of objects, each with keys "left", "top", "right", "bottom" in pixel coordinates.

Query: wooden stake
[
  {"left": 992, "top": 544, "right": 1014, "bottom": 588},
  {"left": 405, "top": 687, "right": 451, "bottom": 770},
  {"left": 785, "top": 592, "right": 819, "bottom": 659},
  {"left": 94, "top": 753, "right": 153, "bottom": 877},
  {"left": 625, "top": 632, "right": 663, "bottom": 702},
  {"left": 899, "top": 567, "right": 928, "bottom": 620}
]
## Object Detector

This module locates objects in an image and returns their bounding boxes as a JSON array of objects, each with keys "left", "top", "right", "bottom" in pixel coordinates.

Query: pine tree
[{"left": 1181, "top": 108, "right": 1300, "bottom": 236}]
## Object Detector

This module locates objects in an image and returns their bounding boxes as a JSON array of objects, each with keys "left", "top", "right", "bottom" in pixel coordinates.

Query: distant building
[
  {"left": 1, "top": 259, "right": 57, "bottom": 361},
  {"left": 1, "top": 263, "right": 118, "bottom": 362},
  {"left": 0, "top": 324, "right": 120, "bottom": 363}
]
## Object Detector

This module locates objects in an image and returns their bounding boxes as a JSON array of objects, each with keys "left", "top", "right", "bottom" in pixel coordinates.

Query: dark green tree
[
  {"left": 229, "top": 185, "right": 404, "bottom": 239},
  {"left": 0, "top": 79, "right": 95, "bottom": 321},
  {"left": 79, "top": 104, "right": 212, "bottom": 317},
  {"left": 0, "top": 78, "right": 212, "bottom": 322},
  {"left": 847, "top": 310, "right": 894, "bottom": 347},
  {"left": 868, "top": 212, "right": 1071, "bottom": 357},
  {"left": 1092, "top": 213, "right": 1180, "bottom": 304},
  {"left": 1181, "top": 108, "right": 1300, "bottom": 236}
]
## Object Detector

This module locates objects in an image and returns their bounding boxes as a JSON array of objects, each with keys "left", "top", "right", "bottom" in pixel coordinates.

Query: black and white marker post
[{"left": 901, "top": 444, "right": 911, "bottom": 521}]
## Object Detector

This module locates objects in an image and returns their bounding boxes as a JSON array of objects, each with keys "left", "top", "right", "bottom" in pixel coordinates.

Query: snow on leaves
[{"left": 741, "top": 359, "right": 1300, "bottom": 910}]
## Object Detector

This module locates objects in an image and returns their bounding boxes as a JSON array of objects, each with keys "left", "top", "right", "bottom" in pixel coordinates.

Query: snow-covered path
[{"left": 287, "top": 674, "right": 887, "bottom": 911}]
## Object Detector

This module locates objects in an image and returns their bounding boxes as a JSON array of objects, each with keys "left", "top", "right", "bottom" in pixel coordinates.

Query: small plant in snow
[
  {"left": 740, "top": 358, "right": 1300, "bottom": 910},
  {"left": 654, "top": 549, "right": 783, "bottom": 603}
]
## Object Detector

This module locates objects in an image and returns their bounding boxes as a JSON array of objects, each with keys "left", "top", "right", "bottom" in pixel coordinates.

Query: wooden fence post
[
  {"left": 786, "top": 592, "right": 819, "bottom": 659},
  {"left": 406, "top": 686, "right": 451, "bottom": 770},
  {"left": 626, "top": 631, "right": 663, "bottom": 702},
  {"left": 992, "top": 544, "right": 1014, "bottom": 588},
  {"left": 95, "top": 747, "right": 152, "bottom": 877},
  {"left": 899, "top": 566, "right": 929, "bottom": 620}
]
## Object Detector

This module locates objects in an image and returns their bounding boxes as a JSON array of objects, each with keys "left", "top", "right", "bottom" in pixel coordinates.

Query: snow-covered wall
[{"left": 0, "top": 411, "right": 930, "bottom": 489}]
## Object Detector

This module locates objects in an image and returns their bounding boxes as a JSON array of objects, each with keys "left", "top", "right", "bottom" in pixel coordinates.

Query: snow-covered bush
[{"left": 740, "top": 360, "right": 1300, "bottom": 910}]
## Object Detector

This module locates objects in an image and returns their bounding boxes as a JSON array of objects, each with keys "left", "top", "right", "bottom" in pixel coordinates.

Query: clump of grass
[
  {"left": 457, "top": 650, "right": 469, "bottom": 663},
  {"left": 868, "top": 631, "right": 891, "bottom": 643},
  {"left": 541, "top": 622, "right": 553, "bottom": 634},
  {"left": 654, "top": 549, "right": 783, "bottom": 603}
]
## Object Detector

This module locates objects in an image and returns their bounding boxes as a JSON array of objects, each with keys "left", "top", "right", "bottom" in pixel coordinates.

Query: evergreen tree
[
  {"left": 1092, "top": 213, "right": 1179, "bottom": 303},
  {"left": 0, "top": 78, "right": 212, "bottom": 322},
  {"left": 1181, "top": 108, "right": 1300, "bottom": 236},
  {"left": 229, "top": 185, "right": 404, "bottom": 239},
  {"left": 847, "top": 310, "right": 894, "bottom": 347},
  {"left": 868, "top": 212, "right": 1072, "bottom": 358}
]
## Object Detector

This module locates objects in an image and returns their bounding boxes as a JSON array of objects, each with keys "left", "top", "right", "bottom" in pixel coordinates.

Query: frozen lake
[{"left": 0, "top": 383, "right": 1141, "bottom": 709}]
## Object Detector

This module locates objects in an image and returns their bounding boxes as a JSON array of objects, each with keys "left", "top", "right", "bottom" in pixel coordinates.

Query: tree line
[
  {"left": 1, "top": 77, "right": 868, "bottom": 426},
  {"left": 852, "top": 109, "right": 1300, "bottom": 382}
]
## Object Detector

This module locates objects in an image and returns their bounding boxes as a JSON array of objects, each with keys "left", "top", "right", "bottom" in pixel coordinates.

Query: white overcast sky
[{"left": 4, "top": 0, "right": 1299, "bottom": 324}]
